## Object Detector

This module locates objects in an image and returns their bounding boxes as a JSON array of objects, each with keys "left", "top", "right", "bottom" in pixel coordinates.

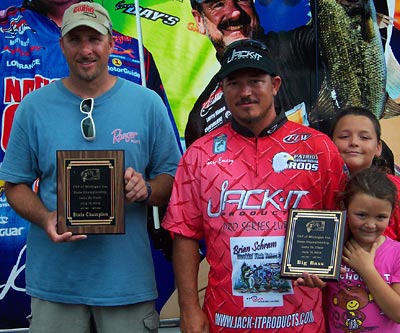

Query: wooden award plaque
[
  {"left": 57, "top": 150, "right": 125, "bottom": 234},
  {"left": 281, "top": 209, "right": 346, "bottom": 280}
]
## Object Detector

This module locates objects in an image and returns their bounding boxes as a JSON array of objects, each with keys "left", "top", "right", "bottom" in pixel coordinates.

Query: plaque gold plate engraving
[
  {"left": 57, "top": 150, "right": 125, "bottom": 234},
  {"left": 281, "top": 209, "right": 346, "bottom": 280}
]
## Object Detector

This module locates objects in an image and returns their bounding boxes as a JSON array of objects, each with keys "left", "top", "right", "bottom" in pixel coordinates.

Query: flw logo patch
[{"left": 283, "top": 133, "right": 311, "bottom": 144}]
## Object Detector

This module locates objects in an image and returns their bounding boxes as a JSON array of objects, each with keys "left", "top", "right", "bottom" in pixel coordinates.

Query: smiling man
[
  {"left": 0, "top": 3, "right": 181, "bottom": 332},
  {"left": 190, "top": 0, "right": 262, "bottom": 56},
  {"left": 163, "top": 39, "right": 347, "bottom": 333},
  {"left": 185, "top": 0, "right": 388, "bottom": 150},
  {"left": 185, "top": 0, "right": 325, "bottom": 147}
]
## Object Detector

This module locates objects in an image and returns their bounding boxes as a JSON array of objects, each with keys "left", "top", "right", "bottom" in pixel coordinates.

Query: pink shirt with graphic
[
  {"left": 325, "top": 237, "right": 400, "bottom": 333},
  {"left": 163, "top": 116, "right": 347, "bottom": 333}
]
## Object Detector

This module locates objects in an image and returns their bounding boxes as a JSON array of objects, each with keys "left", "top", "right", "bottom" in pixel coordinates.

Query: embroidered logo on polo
[
  {"left": 213, "top": 134, "right": 227, "bottom": 154},
  {"left": 272, "top": 152, "right": 318, "bottom": 173},
  {"left": 282, "top": 133, "right": 312, "bottom": 144},
  {"left": 111, "top": 129, "right": 140, "bottom": 144}
]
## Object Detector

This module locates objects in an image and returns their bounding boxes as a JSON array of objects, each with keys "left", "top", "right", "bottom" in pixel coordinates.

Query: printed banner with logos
[
  {"left": 0, "top": 0, "right": 400, "bottom": 329},
  {"left": 98, "top": 0, "right": 400, "bottom": 159}
]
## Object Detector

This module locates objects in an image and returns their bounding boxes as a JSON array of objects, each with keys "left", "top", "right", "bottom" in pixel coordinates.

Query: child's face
[
  {"left": 332, "top": 115, "right": 382, "bottom": 174},
  {"left": 347, "top": 192, "right": 392, "bottom": 247}
]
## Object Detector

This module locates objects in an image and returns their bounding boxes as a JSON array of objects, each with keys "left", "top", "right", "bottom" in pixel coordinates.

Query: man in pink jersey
[{"left": 162, "top": 39, "right": 348, "bottom": 333}]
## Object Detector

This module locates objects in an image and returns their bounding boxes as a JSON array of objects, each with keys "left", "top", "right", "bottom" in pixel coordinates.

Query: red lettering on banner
[
  {"left": 2, "top": 75, "right": 55, "bottom": 151},
  {"left": 1, "top": 103, "right": 18, "bottom": 151},
  {"left": 4, "top": 78, "right": 21, "bottom": 103}
]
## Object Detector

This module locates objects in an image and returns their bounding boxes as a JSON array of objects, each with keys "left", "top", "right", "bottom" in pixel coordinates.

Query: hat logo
[
  {"left": 227, "top": 49, "right": 262, "bottom": 63},
  {"left": 73, "top": 4, "right": 96, "bottom": 17}
]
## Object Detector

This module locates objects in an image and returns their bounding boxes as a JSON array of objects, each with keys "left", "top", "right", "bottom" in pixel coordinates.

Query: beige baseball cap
[{"left": 61, "top": 2, "right": 113, "bottom": 37}]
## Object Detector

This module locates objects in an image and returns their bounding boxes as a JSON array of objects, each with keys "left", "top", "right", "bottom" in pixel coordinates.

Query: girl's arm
[{"left": 344, "top": 238, "right": 400, "bottom": 323}]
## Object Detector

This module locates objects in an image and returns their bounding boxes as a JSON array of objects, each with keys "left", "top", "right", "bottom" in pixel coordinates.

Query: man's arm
[
  {"left": 4, "top": 182, "right": 86, "bottom": 242},
  {"left": 173, "top": 234, "right": 209, "bottom": 333},
  {"left": 147, "top": 173, "right": 174, "bottom": 207}
]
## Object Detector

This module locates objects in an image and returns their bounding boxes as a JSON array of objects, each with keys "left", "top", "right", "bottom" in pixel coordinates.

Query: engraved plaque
[
  {"left": 57, "top": 150, "right": 125, "bottom": 234},
  {"left": 281, "top": 209, "right": 346, "bottom": 280}
]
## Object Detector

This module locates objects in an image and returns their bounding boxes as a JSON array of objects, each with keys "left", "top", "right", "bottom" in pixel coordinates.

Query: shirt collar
[{"left": 231, "top": 111, "right": 288, "bottom": 137}]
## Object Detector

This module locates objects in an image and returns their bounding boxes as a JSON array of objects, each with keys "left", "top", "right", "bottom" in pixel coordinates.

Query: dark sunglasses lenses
[
  {"left": 81, "top": 99, "right": 92, "bottom": 113},
  {"left": 81, "top": 117, "right": 95, "bottom": 139}
]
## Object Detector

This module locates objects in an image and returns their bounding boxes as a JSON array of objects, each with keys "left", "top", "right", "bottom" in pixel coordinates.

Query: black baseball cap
[{"left": 217, "top": 39, "right": 277, "bottom": 80}]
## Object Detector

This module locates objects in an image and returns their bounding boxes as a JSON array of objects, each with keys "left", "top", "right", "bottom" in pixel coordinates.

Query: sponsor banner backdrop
[
  {"left": 97, "top": 0, "right": 400, "bottom": 163},
  {"left": 96, "top": 0, "right": 316, "bottom": 140},
  {"left": 0, "top": 181, "right": 29, "bottom": 329},
  {"left": 96, "top": 0, "right": 220, "bottom": 137}
]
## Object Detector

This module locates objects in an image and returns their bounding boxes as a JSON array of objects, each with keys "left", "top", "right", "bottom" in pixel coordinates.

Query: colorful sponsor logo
[
  {"left": 111, "top": 129, "right": 140, "bottom": 144},
  {"left": 282, "top": 133, "right": 311, "bottom": 144},
  {"left": 200, "top": 83, "right": 224, "bottom": 117},
  {"left": 1, "top": 44, "right": 43, "bottom": 57},
  {"left": 115, "top": 2, "right": 180, "bottom": 26},
  {"left": 73, "top": 3, "right": 96, "bottom": 16},
  {"left": 208, "top": 180, "right": 310, "bottom": 217},
  {"left": 213, "top": 134, "right": 227, "bottom": 154},
  {"left": 9, "top": 37, "right": 29, "bottom": 46},
  {"left": 6, "top": 58, "right": 40, "bottom": 69},
  {"left": 113, "top": 44, "right": 138, "bottom": 60},
  {"left": 272, "top": 152, "right": 318, "bottom": 173},
  {"left": 0, "top": 15, "right": 31, "bottom": 37},
  {"left": 108, "top": 65, "right": 140, "bottom": 78},
  {"left": 112, "top": 57, "right": 122, "bottom": 67}
]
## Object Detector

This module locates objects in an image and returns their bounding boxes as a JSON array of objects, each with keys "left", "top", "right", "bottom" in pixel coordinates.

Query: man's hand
[
  {"left": 47, "top": 211, "right": 87, "bottom": 242},
  {"left": 180, "top": 304, "right": 209, "bottom": 333},
  {"left": 124, "top": 167, "right": 149, "bottom": 203}
]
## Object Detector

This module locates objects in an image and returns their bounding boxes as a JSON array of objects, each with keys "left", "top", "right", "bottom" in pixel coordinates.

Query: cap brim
[
  {"left": 61, "top": 20, "right": 109, "bottom": 37},
  {"left": 218, "top": 62, "right": 275, "bottom": 80}
]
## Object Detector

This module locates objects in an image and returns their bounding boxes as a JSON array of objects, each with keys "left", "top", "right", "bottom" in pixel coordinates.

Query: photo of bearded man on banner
[
  {"left": 100, "top": 0, "right": 400, "bottom": 163},
  {"left": 185, "top": 0, "right": 398, "bottom": 147}
]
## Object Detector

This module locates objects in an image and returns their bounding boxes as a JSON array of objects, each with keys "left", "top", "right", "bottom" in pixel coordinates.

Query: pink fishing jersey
[
  {"left": 384, "top": 174, "right": 400, "bottom": 241},
  {"left": 163, "top": 113, "right": 348, "bottom": 333}
]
